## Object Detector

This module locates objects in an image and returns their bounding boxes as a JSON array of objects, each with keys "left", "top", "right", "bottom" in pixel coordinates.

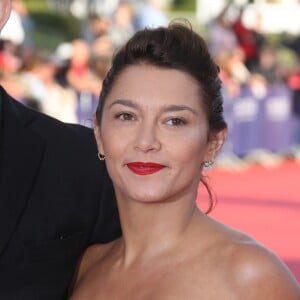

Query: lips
[{"left": 127, "top": 162, "right": 165, "bottom": 175}]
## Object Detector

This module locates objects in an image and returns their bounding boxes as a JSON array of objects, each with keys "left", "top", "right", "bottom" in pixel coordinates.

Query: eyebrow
[
  {"left": 108, "top": 99, "right": 138, "bottom": 109},
  {"left": 108, "top": 99, "right": 198, "bottom": 116},
  {"left": 162, "top": 105, "right": 198, "bottom": 116}
]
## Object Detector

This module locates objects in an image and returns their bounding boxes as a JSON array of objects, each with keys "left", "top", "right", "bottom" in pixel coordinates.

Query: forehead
[{"left": 106, "top": 64, "right": 203, "bottom": 108}]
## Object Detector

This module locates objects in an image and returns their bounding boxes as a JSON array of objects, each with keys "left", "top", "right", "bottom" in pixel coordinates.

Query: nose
[{"left": 134, "top": 121, "right": 161, "bottom": 153}]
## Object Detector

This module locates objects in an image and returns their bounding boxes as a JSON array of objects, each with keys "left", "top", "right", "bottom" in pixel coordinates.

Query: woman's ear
[
  {"left": 204, "top": 127, "right": 227, "bottom": 162},
  {"left": 93, "top": 116, "right": 104, "bottom": 155},
  {"left": 0, "top": 0, "right": 11, "bottom": 31}
]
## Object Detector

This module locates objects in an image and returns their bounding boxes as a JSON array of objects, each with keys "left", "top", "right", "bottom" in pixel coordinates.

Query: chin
[
  {"left": 129, "top": 190, "right": 166, "bottom": 204},
  {"left": 133, "top": 195, "right": 162, "bottom": 204}
]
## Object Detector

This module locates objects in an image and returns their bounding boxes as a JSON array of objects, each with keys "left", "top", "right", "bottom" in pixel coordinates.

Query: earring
[
  {"left": 98, "top": 152, "right": 105, "bottom": 161},
  {"left": 203, "top": 160, "right": 214, "bottom": 168}
]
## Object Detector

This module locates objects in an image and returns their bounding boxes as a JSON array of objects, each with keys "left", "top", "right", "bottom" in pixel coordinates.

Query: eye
[
  {"left": 116, "top": 112, "right": 135, "bottom": 121},
  {"left": 166, "top": 118, "right": 187, "bottom": 126}
]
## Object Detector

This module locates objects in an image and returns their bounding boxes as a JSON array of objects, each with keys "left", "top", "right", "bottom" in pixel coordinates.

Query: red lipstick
[{"left": 127, "top": 162, "right": 165, "bottom": 175}]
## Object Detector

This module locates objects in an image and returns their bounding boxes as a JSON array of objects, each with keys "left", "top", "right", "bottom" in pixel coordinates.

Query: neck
[{"left": 115, "top": 190, "right": 204, "bottom": 265}]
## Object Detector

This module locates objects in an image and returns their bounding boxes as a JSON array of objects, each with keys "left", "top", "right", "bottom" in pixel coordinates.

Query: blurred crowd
[
  {"left": 1, "top": 0, "right": 300, "bottom": 166},
  {"left": 206, "top": 2, "right": 300, "bottom": 167},
  {"left": 0, "top": 0, "right": 168, "bottom": 124}
]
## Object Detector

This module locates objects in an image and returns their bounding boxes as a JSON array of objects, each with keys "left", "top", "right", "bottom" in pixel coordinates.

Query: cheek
[
  {"left": 170, "top": 132, "right": 208, "bottom": 166},
  {"left": 100, "top": 125, "right": 131, "bottom": 159},
  {"left": 101, "top": 133, "right": 120, "bottom": 156}
]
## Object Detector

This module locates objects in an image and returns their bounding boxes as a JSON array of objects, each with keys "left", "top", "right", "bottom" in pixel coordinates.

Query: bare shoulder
[
  {"left": 222, "top": 228, "right": 300, "bottom": 299},
  {"left": 71, "top": 240, "right": 117, "bottom": 287}
]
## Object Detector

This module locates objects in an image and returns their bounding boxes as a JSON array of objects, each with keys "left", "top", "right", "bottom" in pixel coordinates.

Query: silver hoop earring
[
  {"left": 98, "top": 152, "right": 105, "bottom": 161},
  {"left": 203, "top": 160, "right": 214, "bottom": 168}
]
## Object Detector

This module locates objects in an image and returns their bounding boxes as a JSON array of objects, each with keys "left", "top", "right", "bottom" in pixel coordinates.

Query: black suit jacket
[{"left": 0, "top": 87, "right": 121, "bottom": 299}]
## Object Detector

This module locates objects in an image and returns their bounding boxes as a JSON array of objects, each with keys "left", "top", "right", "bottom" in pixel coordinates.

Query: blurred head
[
  {"left": 70, "top": 39, "right": 90, "bottom": 66},
  {"left": 87, "top": 13, "right": 111, "bottom": 39},
  {"left": 114, "top": 1, "right": 133, "bottom": 28},
  {"left": 91, "top": 34, "right": 113, "bottom": 59},
  {"left": 0, "top": 0, "right": 11, "bottom": 31}
]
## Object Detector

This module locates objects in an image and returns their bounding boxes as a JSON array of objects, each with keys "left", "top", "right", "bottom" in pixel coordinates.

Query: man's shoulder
[
  {"left": 34, "top": 109, "right": 97, "bottom": 157},
  {"left": 2, "top": 88, "right": 95, "bottom": 146},
  {"left": 2, "top": 87, "right": 101, "bottom": 169},
  {"left": 37, "top": 112, "right": 94, "bottom": 143}
]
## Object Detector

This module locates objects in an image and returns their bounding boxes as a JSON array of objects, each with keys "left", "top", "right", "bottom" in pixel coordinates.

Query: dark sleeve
[
  {"left": 69, "top": 124, "right": 121, "bottom": 245},
  {"left": 88, "top": 170, "right": 122, "bottom": 244},
  {"left": 68, "top": 124, "right": 122, "bottom": 244}
]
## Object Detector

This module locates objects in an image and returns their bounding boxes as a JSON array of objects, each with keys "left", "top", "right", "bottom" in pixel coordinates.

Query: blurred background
[{"left": 1, "top": 0, "right": 299, "bottom": 283}]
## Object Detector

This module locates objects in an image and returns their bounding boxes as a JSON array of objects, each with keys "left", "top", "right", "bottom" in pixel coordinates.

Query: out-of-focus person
[{"left": 109, "top": 0, "right": 135, "bottom": 49}]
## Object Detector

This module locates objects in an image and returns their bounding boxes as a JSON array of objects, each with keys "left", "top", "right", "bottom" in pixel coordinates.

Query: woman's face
[
  {"left": 95, "top": 64, "right": 224, "bottom": 204},
  {"left": 0, "top": 0, "right": 11, "bottom": 31}
]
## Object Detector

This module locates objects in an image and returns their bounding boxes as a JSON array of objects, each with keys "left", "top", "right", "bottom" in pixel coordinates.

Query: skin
[
  {"left": 70, "top": 64, "right": 300, "bottom": 299},
  {"left": 0, "top": 0, "right": 11, "bottom": 30}
]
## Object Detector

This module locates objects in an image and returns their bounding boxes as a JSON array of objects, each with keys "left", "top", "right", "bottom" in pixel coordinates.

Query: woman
[{"left": 70, "top": 22, "right": 300, "bottom": 299}]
